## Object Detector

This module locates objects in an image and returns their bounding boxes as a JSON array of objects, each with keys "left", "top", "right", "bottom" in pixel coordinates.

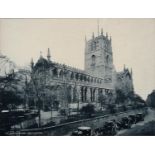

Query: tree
[
  {"left": 98, "top": 93, "right": 107, "bottom": 107},
  {"left": 0, "top": 72, "right": 22, "bottom": 112},
  {"left": 107, "top": 104, "right": 117, "bottom": 114},
  {"left": 28, "top": 67, "right": 55, "bottom": 127},
  {"left": 134, "top": 94, "right": 145, "bottom": 104},
  {"left": 0, "top": 90, "right": 22, "bottom": 111},
  {"left": 28, "top": 73, "right": 43, "bottom": 127},
  {"left": 122, "top": 104, "right": 127, "bottom": 111},
  {"left": 80, "top": 104, "right": 95, "bottom": 117},
  {"left": 115, "top": 89, "right": 126, "bottom": 104},
  {"left": 146, "top": 90, "right": 155, "bottom": 108}
]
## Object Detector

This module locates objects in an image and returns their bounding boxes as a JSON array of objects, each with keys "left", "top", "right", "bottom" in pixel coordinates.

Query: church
[{"left": 28, "top": 29, "right": 133, "bottom": 111}]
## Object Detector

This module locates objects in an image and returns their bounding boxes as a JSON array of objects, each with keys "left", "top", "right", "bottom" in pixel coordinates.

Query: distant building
[
  {"left": 146, "top": 90, "right": 155, "bottom": 108},
  {"left": 115, "top": 66, "right": 134, "bottom": 96}
]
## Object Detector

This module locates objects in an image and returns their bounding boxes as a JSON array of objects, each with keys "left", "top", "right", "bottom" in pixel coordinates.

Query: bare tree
[{"left": 0, "top": 71, "right": 22, "bottom": 112}]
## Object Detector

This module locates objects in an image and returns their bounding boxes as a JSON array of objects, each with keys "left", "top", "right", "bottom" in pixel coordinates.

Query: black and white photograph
[{"left": 0, "top": 18, "right": 155, "bottom": 136}]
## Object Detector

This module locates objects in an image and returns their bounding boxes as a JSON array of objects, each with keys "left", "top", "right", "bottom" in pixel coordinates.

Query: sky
[{"left": 0, "top": 19, "right": 155, "bottom": 99}]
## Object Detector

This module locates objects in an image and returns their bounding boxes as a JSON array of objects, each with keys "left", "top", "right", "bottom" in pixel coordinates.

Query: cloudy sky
[{"left": 0, "top": 19, "right": 155, "bottom": 99}]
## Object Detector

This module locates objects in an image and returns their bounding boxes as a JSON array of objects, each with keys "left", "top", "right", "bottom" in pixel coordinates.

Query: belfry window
[
  {"left": 90, "top": 41, "right": 97, "bottom": 51},
  {"left": 91, "top": 55, "right": 96, "bottom": 66}
]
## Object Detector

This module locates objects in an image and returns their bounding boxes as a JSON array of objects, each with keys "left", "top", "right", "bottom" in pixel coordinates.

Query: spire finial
[
  {"left": 31, "top": 58, "right": 34, "bottom": 63},
  {"left": 106, "top": 32, "right": 108, "bottom": 38},
  {"left": 92, "top": 32, "right": 95, "bottom": 39},
  {"left": 31, "top": 58, "right": 34, "bottom": 69},
  {"left": 110, "top": 36, "right": 112, "bottom": 42},
  {"left": 131, "top": 68, "right": 133, "bottom": 76},
  {"left": 124, "top": 64, "right": 126, "bottom": 71},
  {"left": 97, "top": 19, "right": 100, "bottom": 36},
  {"left": 40, "top": 51, "right": 43, "bottom": 58},
  {"left": 101, "top": 28, "right": 103, "bottom": 35},
  {"left": 47, "top": 48, "right": 51, "bottom": 61}
]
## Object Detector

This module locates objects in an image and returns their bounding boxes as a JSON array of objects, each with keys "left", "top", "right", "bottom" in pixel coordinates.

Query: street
[{"left": 117, "top": 108, "right": 155, "bottom": 136}]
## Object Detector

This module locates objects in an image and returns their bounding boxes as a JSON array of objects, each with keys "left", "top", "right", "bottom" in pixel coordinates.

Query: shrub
[
  {"left": 80, "top": 104, "right": 95, "bottom": 117},
  {"left": 107, "top": 104, "right": 117, "bottom": 114}
]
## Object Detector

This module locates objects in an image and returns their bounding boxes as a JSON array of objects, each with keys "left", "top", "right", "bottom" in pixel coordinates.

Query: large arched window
[
  {"left": 106, "top": 55, "right": 110, "bottom": 64},
  {"left": 70, "top": 72, "right": 74, "bottom": 80},
  {"left": 59, "top": 70, "right": 63, "bottom": 79},
  {"left": 53, "top": 68, "right": 58, "bottom": 77},
  {"left": 91, "top": 55, "right": 96, "bottom": 66},
  {"left": 75, "top": 73, "right": 79, "bottom": 80}
]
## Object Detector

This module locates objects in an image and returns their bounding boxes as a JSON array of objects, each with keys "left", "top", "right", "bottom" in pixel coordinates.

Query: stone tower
[{"left": 84, "top": 29, "right": 114, "bottom": 84}]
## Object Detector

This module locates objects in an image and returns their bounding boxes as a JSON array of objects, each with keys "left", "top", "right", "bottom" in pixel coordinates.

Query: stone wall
[{"left": 19, "top": 109, "right": 144, "bottom": 136}]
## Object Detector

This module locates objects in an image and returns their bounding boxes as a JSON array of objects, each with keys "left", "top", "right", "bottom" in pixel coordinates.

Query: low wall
[{"left": 19, "top": 109, "right": 145, "bottom": 136}]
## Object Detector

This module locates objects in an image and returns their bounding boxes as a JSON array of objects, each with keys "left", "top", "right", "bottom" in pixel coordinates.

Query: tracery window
[{"left": 91, "top": 55, "right": 96, "bottom": 66}]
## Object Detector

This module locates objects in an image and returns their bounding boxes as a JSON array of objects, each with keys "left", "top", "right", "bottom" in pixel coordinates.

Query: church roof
[
  {"left": 117, "top": 68, "right": 131, "bottom": 79},
  {"left": 34, "top": 56, "right": 51, "bottom": 69}
]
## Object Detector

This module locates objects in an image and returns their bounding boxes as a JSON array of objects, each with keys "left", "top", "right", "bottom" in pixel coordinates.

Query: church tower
[{"left": 84, "top": 29, "right": 114, "bottom": 84}]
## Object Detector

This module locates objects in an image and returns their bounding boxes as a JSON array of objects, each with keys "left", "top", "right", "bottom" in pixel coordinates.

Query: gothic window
[
  {"left": 92, "top": 89, "right": 96, "bottom": 102},
  {"left": 67, "top": 86, "right": 72, "bottom": 103},
  {"left": 75, "top": 73, "right": 79, "bottom": 80},
  {"left": 84, "top": 87, "right": 87, "bottom": 102},
  {"left": 90, "top": 88, "right": 93, "bottom": 102},
  {"left": 81, "top": 87, "right": 84, "bottom": 102},
  {"left": 106, "top": 55, "right": 110, "bottom": 64},
  {"left": 91, "top": 55, "right": 96, "bottom": 66},
  {"left": 84, "top": 76, "right": 87, "bottom": 81},
  {"left": 53, "top": 68, "right": 58, "bottom": 77},
  {"left": 70, "top": 72, "right": 74, "bottom": 80},
  {"left": 59, "top": 70, "right": 63, "bottom": 79},
  {"left": 73, "top": 87, "right": 77, "bottom": 102},
  {"left": 64, "top": 70, "right": 69, "bottom": 79},
  {"left": 80, "top": 74, "right": 83, "bottom": 81}
]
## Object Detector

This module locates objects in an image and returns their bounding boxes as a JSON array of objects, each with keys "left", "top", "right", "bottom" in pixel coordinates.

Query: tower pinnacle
[
  {"left": 92, "top": 32, "right": 95, "bottom": 39},
  {"left": 40, "top": 51, "right": 43, "bottom": 58},
  {"left": 131, "top": 68, "right": 133, "bottom": 76},
  {"left": 85, "top": 35, "right": 87, "bottom": 43},
  {"left": 106, "top": 32, "right": 108, "bottom": 38},
  {"left": 110, "top": 36, "right": 112, "bottom": 42},
  {"left": 31, "top": 58, "right": 34, "bottom": 69},
  {"left": 124, "top": 64, "right": 126, "bottom": 71},
  {"left": 101, "top": 28, "right": 103, "bottom": 35},
  {"left": 97, "top": 19, "right": 100, "bottom": 36},
  {"left": 47, "top": 48, "right": 51, "bottom": 61}
]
